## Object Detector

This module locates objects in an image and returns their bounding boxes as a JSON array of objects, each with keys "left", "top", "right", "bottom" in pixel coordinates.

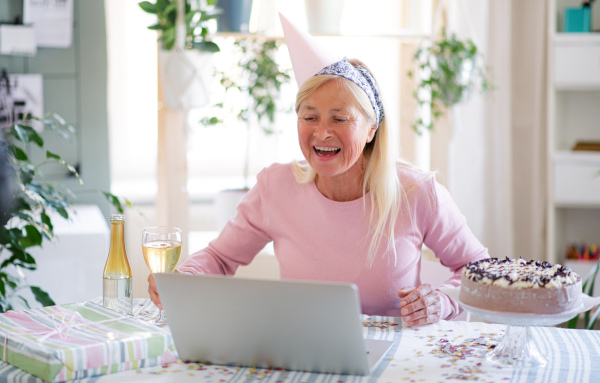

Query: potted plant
[
  {"left": 138, "top": 0, "right": 222, "bottom": 109},
  {"left": 408, "top": 29, "right": 494, "bottom": 133},
  {"left": 304, "top": 0, "right": 346, "bottom": 35},
  {"left": 200, "top": 38, "right": 291, "bottom": 228},
  {"left": 566, "top": 262, "right": 600, "bottom": 329},
  {"left": 0, "top": 114, "right": 127, "bottom": 311},
  {"left": 216, "top": 0, "right": 254, "bottom": 33}
]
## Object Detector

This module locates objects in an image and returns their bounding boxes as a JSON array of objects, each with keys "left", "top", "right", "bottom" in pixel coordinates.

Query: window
[{"left": 106, "top": 0, "right": 432, "bottom": 206}]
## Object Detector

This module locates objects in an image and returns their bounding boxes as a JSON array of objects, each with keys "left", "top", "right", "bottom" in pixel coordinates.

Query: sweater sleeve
[
  {"left": 421, "top": 179, "right": 489, "bottom": 320},
  {"left": 177, "top": 170, "right": 273, "bottom": 276}
]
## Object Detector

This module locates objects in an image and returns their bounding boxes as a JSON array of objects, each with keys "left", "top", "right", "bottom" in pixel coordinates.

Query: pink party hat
[{"left": 278, "top": 13, "right": 342, "bottom": 87}]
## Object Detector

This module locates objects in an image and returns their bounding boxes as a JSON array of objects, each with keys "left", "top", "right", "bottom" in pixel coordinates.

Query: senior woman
[{"left": 148, "top": 16, "right": 489, "bottom": 326}]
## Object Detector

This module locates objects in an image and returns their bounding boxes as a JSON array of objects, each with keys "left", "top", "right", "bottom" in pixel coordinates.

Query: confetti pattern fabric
[{"left": 0, "top": 299, "right": 599, "bottom": 382}]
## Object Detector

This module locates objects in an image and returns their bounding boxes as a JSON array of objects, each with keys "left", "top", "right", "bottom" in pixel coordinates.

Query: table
[{"left": 0, "top": 299, "right": 599, "bottom": 383}]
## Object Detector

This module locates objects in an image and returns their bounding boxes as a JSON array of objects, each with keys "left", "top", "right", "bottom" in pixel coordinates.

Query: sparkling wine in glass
[{"left": 142, "top": 226, "right": 182, "bottom": 324}]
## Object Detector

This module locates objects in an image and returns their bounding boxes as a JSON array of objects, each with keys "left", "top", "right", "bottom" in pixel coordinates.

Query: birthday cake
[{"left": 460, "top": 257, "right": 582, "bottom": 314}]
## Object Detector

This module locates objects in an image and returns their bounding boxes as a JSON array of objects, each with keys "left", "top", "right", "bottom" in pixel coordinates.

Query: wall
[{"left": 0, "top": 0, "right": 111, "bottom": 219}]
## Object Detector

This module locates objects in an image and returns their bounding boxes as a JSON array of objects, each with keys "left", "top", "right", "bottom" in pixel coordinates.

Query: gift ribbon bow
[{"left": 2, "top": 307, "right": 130, "bottom": 363}]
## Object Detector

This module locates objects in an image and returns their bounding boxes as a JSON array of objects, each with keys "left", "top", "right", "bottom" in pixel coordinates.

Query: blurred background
[{"left": 0, "top": 0, "right": 599, "bottom": 307}]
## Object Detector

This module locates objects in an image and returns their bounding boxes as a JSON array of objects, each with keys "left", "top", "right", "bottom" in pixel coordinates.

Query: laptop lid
[{"left": 154, "top": 273, "right": 392, "bottom": 376}]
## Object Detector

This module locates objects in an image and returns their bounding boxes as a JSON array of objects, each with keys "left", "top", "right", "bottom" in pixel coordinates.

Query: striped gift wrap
[{"left": 0, "top": 301, "right": 177, "bottom": 382}]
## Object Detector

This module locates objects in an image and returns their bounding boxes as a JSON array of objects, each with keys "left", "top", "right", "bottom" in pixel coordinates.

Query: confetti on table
[
  {"left": 363, "top": 318, "right": 399, "bottom": 328},
  {"left": 428, "top": 331, "right": 503, "bottom": 381},
  {"left": 137, "top": 310, "right": 169, "bottom": 328}
]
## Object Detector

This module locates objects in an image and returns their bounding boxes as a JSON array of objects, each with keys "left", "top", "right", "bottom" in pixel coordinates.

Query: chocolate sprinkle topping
[{"left": 464, "top": 257, "right": 581, "bottom": 287}]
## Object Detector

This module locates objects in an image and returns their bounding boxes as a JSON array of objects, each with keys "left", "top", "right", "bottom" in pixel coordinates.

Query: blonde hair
[{"left": 293, "top": 59, "right": 401, "bottom": 266}]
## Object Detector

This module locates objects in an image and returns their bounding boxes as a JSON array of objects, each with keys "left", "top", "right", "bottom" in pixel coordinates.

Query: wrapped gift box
[{"left": 0, "top": 301, "right": 177, "bottom": 382}]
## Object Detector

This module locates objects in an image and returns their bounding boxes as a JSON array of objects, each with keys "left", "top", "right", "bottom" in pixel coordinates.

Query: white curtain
[
  {"left": 510, "top": 0, "right": 548, "bottom": 261},
  {"left": 446, "top": 0, "right": 547, "bottom": 261}
]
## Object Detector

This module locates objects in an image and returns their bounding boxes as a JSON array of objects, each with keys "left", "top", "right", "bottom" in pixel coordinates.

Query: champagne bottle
[{"left": 103, "top": 214, "right": 133, "bottom": 315}]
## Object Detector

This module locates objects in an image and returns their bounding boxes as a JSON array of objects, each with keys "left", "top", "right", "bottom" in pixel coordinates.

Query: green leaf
[
  {"left": 13, "top": 124, "right": 29, "bottom": 143},
  {"left": 30, "top": 286, "right": 55, "bottom": 307},
  {"left": 159, "top": 27, "right": 176, "bottom": 50},
  {"left": 41, "top": 211, "right": 54, "bottom": 236},
  {"left": 28, "top": 128, "right": 43, "bottom": 147},
  {"left": 102, "top": 192, "right": 124, "bottom": 214},
  {"left": 191, "top": 40, "right": 220, "bottom": 52},
  {"left": 164, "top": 1, "right": 178, "bottom": 17},
  {"left": 185, "top": 9, "right": 197, "bottom": 25},
  {"left": 5, "top": 276, "right": 17, "bottom": 289},
  {"left": 0, "top": 249, "right": 25, "bottom": 268},
  {"left": 147, "top": 23, "right": 165, "bottom": 30},
  {"left": 566, "top": 314, "right": 579, "bottom": 329},
  {"left": 138, "top": 1, "right": 157, "bottom": 13},
  {"left": 46, "top": 151, "right": 61, "bottom": 160},
  {"left": 11, "top": 212, "right": 33, "bottom": 222},
  {"left": 57, "top": 207, "right": 70, "bottom": 219},
  {"left": 13, "top": 124, "right": 44, "bottom": 147},
  {"left": 11, "top": 146, "right": 28, "bottom": 161},
  {"left": 16, "top": 296, "right": 31, "bottom": 310},
  {"left": 586, "top": 304, "right": 600, "bottom": 330},
  {"left": 199, "top": 11, "right": 220, "bottom": 21},
  {"left": 45, "top": 151, "right": 82, "bottom": 184},
  {"left": 20, "top": 225, "right": 43, "bottom": 248}
]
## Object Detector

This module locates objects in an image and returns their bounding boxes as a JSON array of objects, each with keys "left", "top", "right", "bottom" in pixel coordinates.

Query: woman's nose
[{"left": 313, "top": 121, "right": 332, "bottom": 140}]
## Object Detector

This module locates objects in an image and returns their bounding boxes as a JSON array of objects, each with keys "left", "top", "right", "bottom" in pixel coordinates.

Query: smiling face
[{"left": 297, "top": 79, "right": 377, "bottom": 191}]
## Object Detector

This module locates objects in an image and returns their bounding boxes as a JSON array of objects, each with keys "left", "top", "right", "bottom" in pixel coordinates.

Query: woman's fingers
[
  {"left": 147, "top": 273, "right": 163, "bottom": 310},
  {"left": 397, "top": 284, "right": 441, "bottom": 325},
  {"left": 398, "top": 284, "right": 433, "bottom": 310},
  {"left": 403, "top": 304, "right": 440, "bottom": 325}
]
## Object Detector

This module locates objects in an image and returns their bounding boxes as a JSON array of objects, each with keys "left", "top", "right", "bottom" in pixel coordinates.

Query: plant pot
[
  {"left": 304, "top": 0, "right": 346, "bottom": 35},
  {"left": 158, "top": 49, "right": 214, "bottom": 110},
  {"left": 215, "top": 188, "right": 249, "bottom": 230},
  {"left": 217, "top": 0, "right": 254, "bottom": 33},
  {"left": 433, "top": 54, "right": 476, "bottom": 106}
]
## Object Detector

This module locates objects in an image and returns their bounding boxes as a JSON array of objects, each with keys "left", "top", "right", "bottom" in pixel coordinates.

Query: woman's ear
[{"left": 367, "top": 124, "right": 377, "bottom": 143}]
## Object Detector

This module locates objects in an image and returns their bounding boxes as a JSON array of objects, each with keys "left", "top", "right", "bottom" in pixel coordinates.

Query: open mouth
[{"left": 314, "top": 146, "right": 340, "bottom": 157}]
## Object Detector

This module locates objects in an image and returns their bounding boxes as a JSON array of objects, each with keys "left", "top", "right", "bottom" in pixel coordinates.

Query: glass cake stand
[{"left": 458, "top": 300, "right": 583, "bottom": 368}]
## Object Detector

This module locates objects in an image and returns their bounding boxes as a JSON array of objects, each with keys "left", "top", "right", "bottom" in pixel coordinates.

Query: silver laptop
[{"left": 154, "top": 273, "right": 394, "bottom": 376}]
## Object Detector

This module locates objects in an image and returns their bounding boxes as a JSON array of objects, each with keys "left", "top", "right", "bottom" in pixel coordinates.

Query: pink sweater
[{"left": 179, "top": 163, "right": 489, "bottom": 319}]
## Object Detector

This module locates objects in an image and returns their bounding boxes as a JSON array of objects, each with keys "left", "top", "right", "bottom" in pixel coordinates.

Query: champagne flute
[{"left": 142, "top": 226, "right": 182, "bottom": 324}]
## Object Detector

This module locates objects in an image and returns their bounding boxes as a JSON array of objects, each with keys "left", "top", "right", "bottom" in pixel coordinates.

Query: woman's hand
[
  {"left": 397, "top": 284, "right": 441, "bottom": 326},
  {"left": 147, "top": 273, "right": 162, "bottom": 310}
]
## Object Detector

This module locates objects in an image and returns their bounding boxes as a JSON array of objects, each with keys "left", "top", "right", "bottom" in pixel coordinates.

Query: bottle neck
[{"left": 109, "top": 221, "right": 126, "bottom": 253}]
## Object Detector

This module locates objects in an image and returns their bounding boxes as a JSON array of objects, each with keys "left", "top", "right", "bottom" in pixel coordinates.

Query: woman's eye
[
  {"left": 334, "top": 118, "right": 348, "bottom": 123},
  {"left": 303, "top": 117, "right": 316, "bottom": 122}
]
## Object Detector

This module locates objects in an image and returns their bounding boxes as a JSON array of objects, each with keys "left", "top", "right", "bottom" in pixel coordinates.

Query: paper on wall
[
  {"left": 23, "top": 0, "right": 74, "bottom": 48},
  {"left": 0, "top": 25, "right": 37, "bottom": 56},
  {"left": 10, "top": 74, "right": 44, "bottom": 131}
]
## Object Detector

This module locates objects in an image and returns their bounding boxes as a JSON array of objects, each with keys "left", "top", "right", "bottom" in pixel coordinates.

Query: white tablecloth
[{"left": 0, "top": 299, "right": 599, "bottom": 383}]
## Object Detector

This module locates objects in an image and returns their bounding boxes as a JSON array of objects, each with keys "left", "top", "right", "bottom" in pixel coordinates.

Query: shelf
[
  {"left": 553, "top": 36, "right": 600, "bottom": 89},
  {"left": 553, "top": 151, "right": 600, "bottom": 207},
  {"left": 555, "top": 84, "right": 600, "bottom": 91},
  {"left": 554, "top": 150, "right": 600, "bottom": 164},
  {"left": 554, "top": 33, "right": 600, "bottom": 45},
  {"left": 548, "top": 0, "right": 600, "bottom": 264}
]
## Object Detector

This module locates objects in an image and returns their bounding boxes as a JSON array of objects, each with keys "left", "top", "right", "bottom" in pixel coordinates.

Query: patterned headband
[{"left": 315, "top": 59, "right": 385, "bottom": 125}]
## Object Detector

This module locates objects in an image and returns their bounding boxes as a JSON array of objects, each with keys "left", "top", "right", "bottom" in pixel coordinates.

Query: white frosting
[{"left": 463, "top": 258, "right": 580, "bottom": 288}]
